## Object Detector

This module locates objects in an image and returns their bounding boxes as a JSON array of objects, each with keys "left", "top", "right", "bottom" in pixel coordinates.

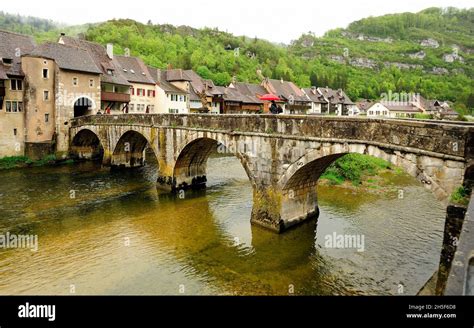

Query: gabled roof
[
  {"left": 263, "top": 78, "right": 310, "bottom": 103},
  {"left": 115, "top": 55, "right": 155, "bottom": 85},
  {"left": 0, "top": 29, "right": 36, "bottom": 77},
  {"left": 318, "top": 87, "right": 354, "bottom": 105},
  {"left": 59, "top": 36, "right": 130, "bottom": 86},
  {"left": 166, "top": 69, "right": 192, "bottom": 82},
  {"left": 27, "top": 42, "right": 101, "bottom": 74},
  {"left": 183, "top": 70, "right": 213, "bottom": 96},
  {"left": 302, "top": 87, "right": 326, "bottom": 103},
  {"left": 380, "top": 102, "right": 423, "bottom": 113},
  {"left": 229, "top": 82, "right": 266, "bottom": 104},
  {"left": 147, "top": 66, "right": 188, "bottom": 94},
  {"left": 218, "top": 86, "right": 263, "bottom": 104}
]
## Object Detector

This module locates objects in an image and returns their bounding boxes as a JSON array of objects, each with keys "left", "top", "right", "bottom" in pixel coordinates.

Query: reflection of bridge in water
[{"left": 68, "top": 114, "right": 474, "bottom": 294}]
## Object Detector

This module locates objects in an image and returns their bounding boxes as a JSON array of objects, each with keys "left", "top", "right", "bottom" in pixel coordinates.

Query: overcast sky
[{"left": 2, "top": 0, "right": 472, "bottom": 43}]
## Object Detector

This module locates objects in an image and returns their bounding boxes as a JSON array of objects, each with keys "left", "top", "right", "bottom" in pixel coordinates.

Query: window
[
  {"left": 73, "top": 77, "right": 78, "bottom": 86},
  {"left": 168, "top": 108, "right": 179, "bottom": 114},
  {"left": 3, "top": 58, "right": 13, "bottom": 65},
  {"left": 129, "top": 104, "right": 134, "bottom": 112},
  {"left": 45, "top": 113, "right": 49, "bottom": 123},
  {"left": 130, "top": 87, "right": 135, "bottom": 96},
  {"left": 107, "top": 69, "right": 113, "bottom": 75},
  {"left": 5, "top": 101, "right": 22, "bottom": 113},
  {"left": 42, "top": 69, "right": 49, "bottom": 79},
  {"left": 13, "top": 128, "right": 17, "bottom": 136},
  {"left": 43, "top": 90, "right": 50, "bottom": 101},
  {"left": 10, "top": 79, "right": 23, "bottom": 91},
  {"left": 89, "top": 79, "right": 94, "bottom": 88}
]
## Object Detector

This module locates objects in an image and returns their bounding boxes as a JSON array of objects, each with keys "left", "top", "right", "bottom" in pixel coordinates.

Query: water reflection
[{"left": 0, "top": 155, "right": 445, "bottom": 295}]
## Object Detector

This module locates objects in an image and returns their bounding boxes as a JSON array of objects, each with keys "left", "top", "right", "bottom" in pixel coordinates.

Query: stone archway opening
[
  {"left": 112, "top": 130, "right": 157, "bottom": 169},
  {"left": 70, "top": 129, "right": 104, "bottom": 161},
  {"left": 74, "top": 97, "right": 93, "bottom": 117},
  {"left": 162, "top": 137, "right": 254, "bottom": 192}
]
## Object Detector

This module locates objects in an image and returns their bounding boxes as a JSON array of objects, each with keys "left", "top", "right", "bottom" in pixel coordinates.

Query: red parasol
[{"left": 259, "top": 94, "right": 281, "bottom": 101}]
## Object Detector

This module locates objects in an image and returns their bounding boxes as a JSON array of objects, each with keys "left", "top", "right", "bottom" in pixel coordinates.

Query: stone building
[
  {"left": 115, "top": 55, "right": 156, "bottom": 113},
  {"left": 22, "top": 42, "right": 101, "bottom": 158},
  {"left": 147, "top": 66, "right": 189, "bottom": 114},
  {"left": 262, "top": 78, "right": 311, "bottom": 114},
  {"left": 0, "top": 30, "right": 36, "bottom": 157},
  {"left": 58, "top": 36, "right": 132, "bottom": 114}
]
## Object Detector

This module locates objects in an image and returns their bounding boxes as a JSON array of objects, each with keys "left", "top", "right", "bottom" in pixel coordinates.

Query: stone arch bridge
[{"left": 69, "top": 114, "right": 474, "bottom": 233}]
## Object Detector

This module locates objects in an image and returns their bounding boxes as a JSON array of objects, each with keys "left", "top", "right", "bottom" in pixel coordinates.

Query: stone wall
[{"left": 70, "top": 114, "right": 473, "bottom": 232}]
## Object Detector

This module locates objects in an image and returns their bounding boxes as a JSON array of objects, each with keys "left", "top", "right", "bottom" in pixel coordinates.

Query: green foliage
[
  {"left": 0, "top": 156, "right": 31, "bottom": 169},
  {"left": 0, "top": 155, "right": 57, "bottom": 169},
  {"left": 1, "top": 8, "right": 473, "bottom": 110},
  {"left": 320, "top": 154, "right": 391, "bottom": 185},
  {"left": 451, "top": 186, "right": 470, "bottom": 205},
  {"left": 414, "top": 113, "right": 433, "bottom": 119}
]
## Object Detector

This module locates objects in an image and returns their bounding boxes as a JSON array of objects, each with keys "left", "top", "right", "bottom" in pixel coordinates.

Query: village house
[
  {"left": 261, "top": 78, "right": 311, "bottom": 114},
  {"left": 0, "top": 30, "right": 36, "bottom": 157},
  {"left": 302, "top": 87, "right": 328, "bottom": 114},
  {"left": 227, "top": 81, "right": 268, "bottom": 112},
  {"left": 212, "top": 85, "right": 263, "bottom": 114},
  {"left": 115, "top": 54, "right": 156, "bottom": 113},
  {"left": 316, "top": 87, "right": 358, "bottom": 116},
  {"left": 165, "top": 69, "right": 219, "bottom": 113},
  {"left": 147, "top": 66, "right": 189, "bottom": 114},
  {"left": 355, "top": 99, "right": 375, "bottom": 116},
  {"left": 366, "top": 94, "right": 458, "bottom": 119},
  {"left": 58, "top": 36, "right": 131, "bottom": 115},
  {"left": 22, "top": 42, "right": 102, "bottom": 158}
]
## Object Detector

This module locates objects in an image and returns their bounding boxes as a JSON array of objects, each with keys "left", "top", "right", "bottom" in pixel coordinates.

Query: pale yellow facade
[
  {"left": 129, "top": 83, "right": 156, "bottom": 113},
  {"left": 0, "top": 77, "right": 26, "bottom": 157},
  {"left": 22, "top": 56, "right": 101, "bottom": 157}
]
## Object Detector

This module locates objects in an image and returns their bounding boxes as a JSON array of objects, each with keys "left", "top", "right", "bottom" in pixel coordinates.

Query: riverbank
[
  {"left": 0, "top": 155, "right": 74, "bottom": 170},
  {"left": 319, "top": 153, "right": 408, "bottom": 194}
]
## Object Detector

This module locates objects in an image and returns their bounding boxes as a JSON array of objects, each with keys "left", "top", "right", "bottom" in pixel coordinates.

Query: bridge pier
[{"left": 251, "top": 185, "right": 319, "bottom": 233}]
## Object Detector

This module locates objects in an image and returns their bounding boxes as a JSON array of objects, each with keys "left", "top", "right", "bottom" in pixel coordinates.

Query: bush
[
  {"left": 320, "top": 153, "right": 391, "bottom": 184},
  {"left": 451, "top": 186, "right": 470, "bottom": 206}
]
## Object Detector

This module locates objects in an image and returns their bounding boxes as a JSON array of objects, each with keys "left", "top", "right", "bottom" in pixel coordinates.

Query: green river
[{"left": 0, "top": 155, "right": 445, "bottom": 295}]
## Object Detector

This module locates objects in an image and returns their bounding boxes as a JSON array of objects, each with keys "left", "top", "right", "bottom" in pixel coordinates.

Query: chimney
[
  {"left": 311, "top": 86, "right": 317, "bottom": 94},
  {"left": 106, "top": 43, "right": 114, "bottom": 60}
]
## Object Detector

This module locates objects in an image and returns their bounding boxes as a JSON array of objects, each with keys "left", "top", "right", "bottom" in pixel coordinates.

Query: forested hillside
[{"left": 1, "top": 7, "right": 473, "bottom": 113}]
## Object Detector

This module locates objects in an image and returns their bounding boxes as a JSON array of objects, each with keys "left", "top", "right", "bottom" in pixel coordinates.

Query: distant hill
[{"left": 0, "top": 7, "right": 473, "bottom": 113}]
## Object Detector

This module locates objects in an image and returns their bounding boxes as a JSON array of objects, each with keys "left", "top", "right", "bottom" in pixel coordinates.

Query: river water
[{"left": 0, "top": 155, "right": 445, "bottom": 295}]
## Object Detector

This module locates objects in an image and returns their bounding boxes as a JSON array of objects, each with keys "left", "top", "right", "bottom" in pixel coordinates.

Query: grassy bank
[
  {"left": 0, "top": 155, "right": 74, "bottom": 170},
  {"left": 320, "top": 153, "right": 395, "bottom": 186},
  {"left": 450, "top": 186, "right": 471, "bottom": 206}
]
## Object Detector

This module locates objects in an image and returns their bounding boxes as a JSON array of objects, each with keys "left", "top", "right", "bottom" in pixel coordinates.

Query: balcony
[{"left": 101, "top": 91, "right": 130, "bottom": 103}]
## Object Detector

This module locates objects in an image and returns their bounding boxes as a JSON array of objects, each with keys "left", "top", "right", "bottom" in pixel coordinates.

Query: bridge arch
[
  {"left": 275, "top": 142, "right": 466, "bottom": 230},
  {"left": 169, "top": 136, "right": 256, "bottom": 191},
  {"left": 70, "top": 128, "right": 104, "bottom": 161},
  {"left": 279, "top": 142, "right": 462, "bottom": 202},
  {"left": 112, "top": 130, "right": 158, "bottom": 168}
]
